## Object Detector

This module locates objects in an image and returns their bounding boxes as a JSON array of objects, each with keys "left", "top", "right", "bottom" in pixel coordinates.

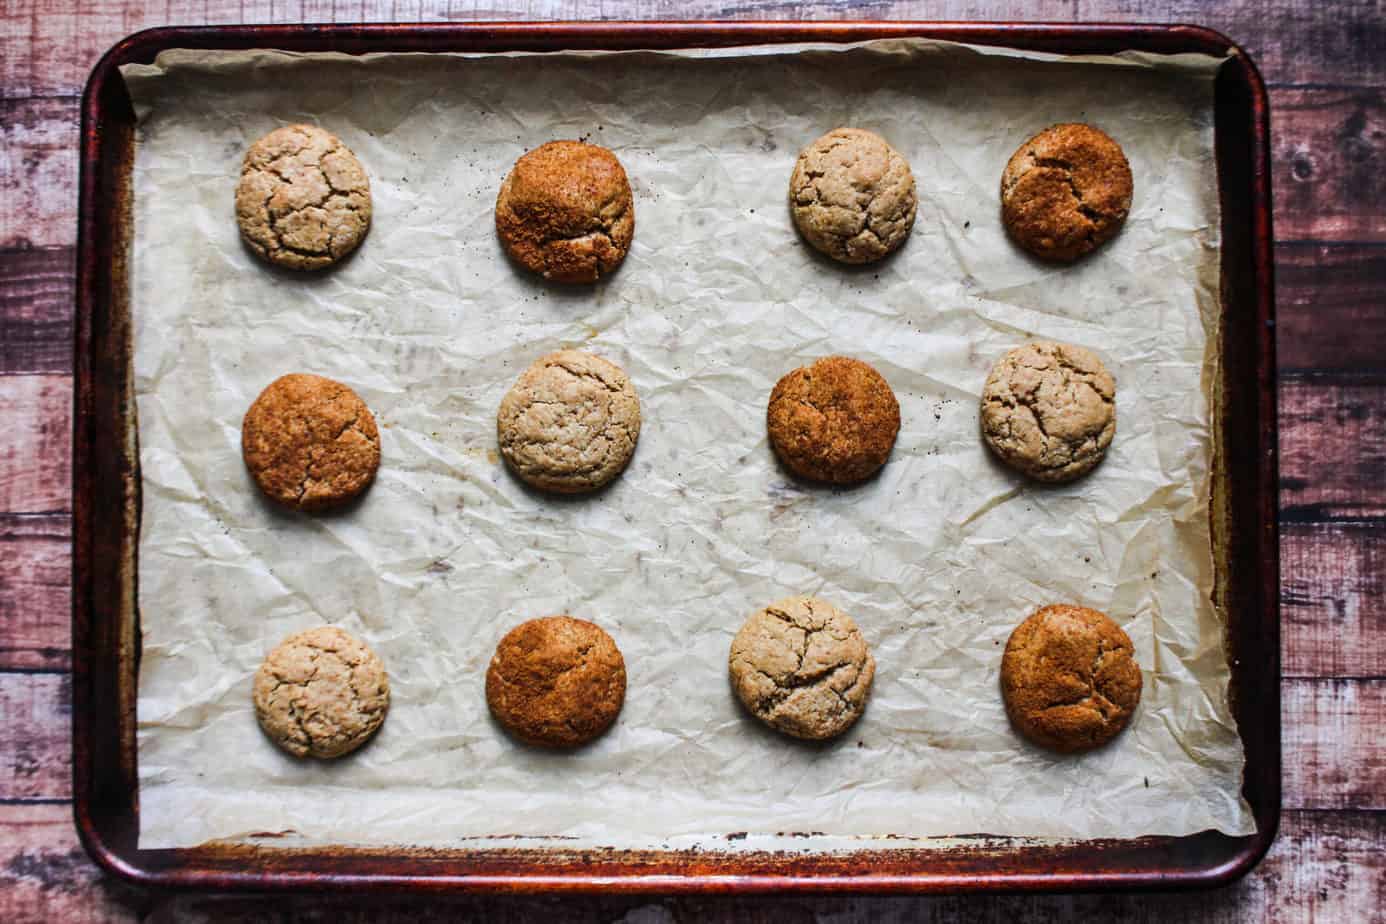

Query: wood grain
[
  {"left": 0, "top": 376, "right": 69, "bottom": 514},
  {"left": 4, "top": 0, "right": 1386, "bottom": 97},
  {"left": 1283, "top": 522, "right": 1386, "bottom": 678},
  {"left": 1285, "top": 679, "right": 1386, "bottom": 811},
  {"left": 1281, "top": 376, "right": 1386, "bottom": 521},
  {"left": 0, "top": 247, "right": 73, "bottom": 375},
  {"left": 1273, "top": 87, "right": 1386, "bottom": 243},
  {"left": 0, "top": 805, "right": 146, "bottom": 924},
  {"left": 0, "top": 97, "right": 78, "bottom": 251},
  {"left": 0, "top": 672, "right": 69, "bottom": 801},
  {"left": 1276, "top": 243, "right": 1386, "bottom": 372},
  {"left": 0, "top": 515, "right": 70, "bottom": 671},
  {"left": 0, "top": 808, "right": 1377, "bottom": 924}
]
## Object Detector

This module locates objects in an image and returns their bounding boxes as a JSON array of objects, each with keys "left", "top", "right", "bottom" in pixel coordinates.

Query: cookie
[
  {"left": 242, "top": 373, "right": 381, "bottom": 511},
  {"left": 729, "top": 596, "right": 875, "bottom": 741},
  {"left": 496, "top": 350, "right": 641, "bottom": 494},
  {"left": 1000, "top": 123, "right": 1133, "bottom": 263},
  {"left": 1000, "top": 604, "right": 1142, "bottom": 753},
  {"left": 235, "top": 124, "right": 372, "bottom": 270},
  {"left": 788, "top": 127, "right": 917, "bottom": 264},
  {"left": 980, "top": 341, "right": 1116, "bottom": 483},
  {"left": 253, "top": 626, "right": 390, "bottom": 759},
  {"left": 767, "top": 356, "right": 900, "bottom": 484},
  {"left": 495, "top": 140, "right": 634, "bottom": 283},
  {"left": 485, "top": 616, "right": 627, "bottom": 748}
]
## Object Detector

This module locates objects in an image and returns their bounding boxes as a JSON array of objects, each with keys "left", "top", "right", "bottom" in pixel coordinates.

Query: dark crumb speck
[
  {"left": 1144, "top": 777, "right": 1150, "bottom": 787},
  {"left": 964, "top": 220, "right": 971, "bottom": 229}
]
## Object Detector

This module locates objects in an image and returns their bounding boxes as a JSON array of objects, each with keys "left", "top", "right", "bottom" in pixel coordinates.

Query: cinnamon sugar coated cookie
[
  {"left": 1001, "top": 123, "right": 1133, "bottom": 262},
  {"left": 980, "top": 341, "right": 1115, "bottom": 483},
  {"left": 495, "top": 140, "right": 634, "bottom": 283},
  {"left": 767, "top": 356, "right": 900, "bottom": 484},
  {"left": 485, "top": 616, "right": 627, "bottom": 748},
  {"left": 788, "top": 127, "right": 917, "bottom": 264},
  {"left": 242, "top": 373, "right": 381, "bottom": 511},
  {"left": 729, "top": 596, "right": 875, "bottom": 741},
  {"left": 253, "top": 626, "right": 390, "bottom": 759},
  {"left": 496, "top": 350, "right": 641, "bottom": 494},
  {"left": 235, "top": 124, "right": 372, "bottom": 270},
  {"left": 1000, "top": 604, "right": 1142, "bottom": 753}
]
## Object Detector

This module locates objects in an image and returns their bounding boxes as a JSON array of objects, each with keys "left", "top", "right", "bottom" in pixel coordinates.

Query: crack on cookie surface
[
  {"left": 789, "top": 128, "right": 917, "bottom": 264},
  {"left": 496, "top": 350, "right": 641, "bottom": 493},
  {"left": 236, "top": 124, "right": 372, "bottom": 271}
]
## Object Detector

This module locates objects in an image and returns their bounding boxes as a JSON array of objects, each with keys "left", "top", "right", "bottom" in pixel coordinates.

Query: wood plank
[
  {"left": 0, "top": 809, "right": 1374, "bottom": 923},
  {"left": 1276, "top": 242, "right": 1386, "bottom": 372},
  {"left": 5, "top": 0, "right": 1386, "bottom": 97},
  {"left": 0, "top": 97, "right": 79, "bottom": 251},
  {"left": 0, "top": 515, "right": 70, "bottom": 671},
  {"left": 0, "top": 805, "right": 145, "bottom": 924},
  {"left": 1280, "top": 376, "right": 1386, "bottom": 521},
  {"left": 0, "top": 673, "right": 68, "bottom": 802},
  {"left": 1284, "top": 522, "right": 1386, "bottom": 678},
  {"left": 1285, "top": 679, "right": 1386, "bottom": 811},
  {"left": 1272, "top": 87, "right": 1386, "bottom": 243},
  {"left": 0, "top": 376, "right": 69, "bottom": 514},
  {"left": 0, "top": 247, "right": 73, "bottom": 376}
]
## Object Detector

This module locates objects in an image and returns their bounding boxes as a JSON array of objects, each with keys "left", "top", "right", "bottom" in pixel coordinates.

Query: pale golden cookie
[
  {"left": 253, "top": 626, "right": 390, "bottom": 759},
  {"left": 496, "top": 350, "right": 641, "bottom": 494},
  {"left": 980, "top": 341, "right": 1115, "bottom": 483},
  {"left": 495, "top": 140, "right": 634, "bottom": 283},
  {"left": 235, "top": 124, "right": 372, "bottom": 270},
  {"left": 788, "top": 127, "right": 917, "bottom": 264},
  {"left": 242, "top": 373, "right": 381, "bottom": 512},
  {"left": 1000, "top": 604, "right": 1142, "bottom": 753},
  {"left": 728, "top": 596, "right": 875, "bottom": 741},
  {"left": 485, "top": 616, "right": 627, "bottom": 748},
  {"left": 1001, "top": 123, "right": 1133, "bottom": 263}
]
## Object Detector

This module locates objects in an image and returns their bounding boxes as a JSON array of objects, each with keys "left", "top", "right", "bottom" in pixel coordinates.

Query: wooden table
[{"left": 2, "top": 1, "right": 1382, "bottom": 920}]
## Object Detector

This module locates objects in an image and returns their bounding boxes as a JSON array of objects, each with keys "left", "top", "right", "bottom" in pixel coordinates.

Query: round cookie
[
  {"left": 235, "top": 124, "right": 372, "bottom": 270},
  {"left": 485, "top": 616, "right": 627, "bottom": 748},
  {"left": 242, "top": 373, "right": 381, "bottom": 512},
  {"left": 253, "top": 626, "right": 390, "bottom": 759},
  {"left": 1000, "top": 604, "right": 1142, "bottom": 753},
  {"left": 495, "top": 140, "right": 634, "bottom": 283},
  {"left": 980, "top": 341, "right": 1115, "bottom": 483},
  {"left": 1001, "top": 123, "right": 1133, "bottom": 263},
  {"left": 728, "top": 596, "right": 875, "bottom": 741},
  {"left": 767, "top": 356, "right": 900, "bottom": 484},
  {"left": 788, "top": 127, "right": 917, "bottom": 264},
  {"left": 496, "top": 350, "right": 641, "bottom": 494}
]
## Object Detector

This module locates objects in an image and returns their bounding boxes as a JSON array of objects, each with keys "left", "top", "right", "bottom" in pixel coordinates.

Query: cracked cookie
[
  {"left": 729, "top": 596, "right": 875, "bottom": 741},
  {"left": 242, "top": 373, "right": 381, "bottom": 511},
  {"left": 788, "top": 127, "right": 917, "bottom": 265},
  {"left": 767, "top": 356, "right": 900, "bottom": 484},
  {"left": 495, "top": 140, "right": 634, "bottom": 283},
  {"left": 235, "top": 124, "right": 372, "bottom": 271},
  {"left": 253, "top": 625, "right": 390, "bottom": 759},
  {"left": 1000, "top": 604, "right": 1142, "bottom": 753},
  {"left": 486, "top": 615, "right": 627, "bottom": 748},
  {"left": 496, "top": 350, "right": 641, "bottom": 494},
  {"left": 1001, "top": 123, "right": 1132, "bottom": 263},
  {"left": 980, "top": 341, "right": 1116, "bottom": 483}
]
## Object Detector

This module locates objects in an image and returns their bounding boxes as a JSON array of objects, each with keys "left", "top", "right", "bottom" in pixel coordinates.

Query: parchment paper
[{"left": 124, "top": 38, "right": 1253, "bottom": 850}]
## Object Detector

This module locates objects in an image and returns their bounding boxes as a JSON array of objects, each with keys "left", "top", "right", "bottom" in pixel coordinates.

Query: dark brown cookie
[
  {"left": 766, "top": 356, "right": 901, "bottom": 484},
  {"left": 1000, "top": 604, "right": 1143, "bottom": 753},
  {"left": 1000, "top": 123, "right": 1133, "bottom": 262},
  {"left": 241, "top": 373, "right": 381, "bottom": 512},
  {"left": 485, "top": 616, "right": 627, "bottom": 748},
  {"left": 494, "top": 140, "right": 634, "bottom": 283}
]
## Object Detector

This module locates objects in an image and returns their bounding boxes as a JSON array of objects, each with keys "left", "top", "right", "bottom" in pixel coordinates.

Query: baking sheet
[{"left": 123, "top": 38, "right": 1252, "bottom": 850}]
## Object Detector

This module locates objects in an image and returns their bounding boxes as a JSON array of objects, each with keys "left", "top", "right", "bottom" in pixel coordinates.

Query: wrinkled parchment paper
[{"left": 124, "top": 38, "right": 1253, "bottom": 850}]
